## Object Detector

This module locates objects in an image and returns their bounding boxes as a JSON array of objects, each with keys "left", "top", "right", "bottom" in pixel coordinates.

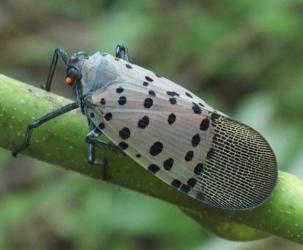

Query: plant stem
[{"left": 0, "top": 74, "right": 302, "bottom": 244}]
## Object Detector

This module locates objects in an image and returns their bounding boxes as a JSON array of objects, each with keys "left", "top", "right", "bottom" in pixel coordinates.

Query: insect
[{"left": 13, "top": 45, "right": 277, "bottom": 210}]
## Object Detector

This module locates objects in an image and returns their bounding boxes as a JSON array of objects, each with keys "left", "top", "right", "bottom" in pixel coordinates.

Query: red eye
[{"left": 65, "top": 76, "right": 74, "bottom": 86}]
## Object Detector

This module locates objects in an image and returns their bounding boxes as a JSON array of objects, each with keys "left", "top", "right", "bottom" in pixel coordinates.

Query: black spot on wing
[
  {"left": 171, "top": 179, "right": 181, "bottom": 188},
  {"left": 119, "top": 127, "right": 131, "bottom": 140},
  {"left": 118, "top": 96, "right": 127, "bottom": 105},
  {"left": 191, "top": 134, "right": 200, "bottom": 147},
  {"left": 200, "top": 118, "right": 210, "bottom": 131},
  {"left": 104, "top": 113, "right": 112, "bottom": 121},
  {"left": 125, "top": 63, "right": 132, "bottom": 69},
  {"left": 100, "top": 98, "right": 106, "bottom": 105},
  {"left": 168, "top": 113, "right": 176, "bottom": 125},
  {"left": 98, "top": 122, "right": 105, "bottom": 130},
  {"left": 194, "top": 163, "right": 204, "bottom": 175},
  {"left": 169, "top": 98, "right": 177, "bottom": 105},
  {"left": 211, "top": 112, "right": 221, "bottom": 122},
  {"left": 196, "top": 192, "right": 204, "bottom": 201},
  {"left": 185, "top": 92, "right": 193, "bottom": 98},
  {"left": 116, "top": 87, "right": 124, "bottom": 93},
  {"left": 144, "top": 98, "right": 153, "bottom": 108},
  {"left": 192, "top": 103, "right": 202, "bottom": 114},
  {"left": 180, "top": 184, "right": 191, "bottom": 193},
  {"left": 166, "top": 91, "right": 179, "bottom": 97},
  {"left": 207, "top": 148, "right": 215, "bottom": 159},
  {"left": 163, "top": 158, "right": 174, "bottom": 170},
  {"left": 187, "top": 178, "right": 197, "bottom": 187},
  {"left": 185, "top": 151, "right": 194, "bottom": 161},
  {"left": 119, "top": 142, "right": 128, "bottom": 150},
  {"left": 138, "top": 116, "right": 149, "bottom": 129},
  {"left": 149, "top": 90, "right": 156, "bottom": 97},
  {"left": 145, "top": 76, "right": 153, "bottom": 82},
  {"left": 148, "top": 164, "right": 160, "bottom": 174},
  {"left": 150, "top": 142, "right": 163, "bottom": 156}
]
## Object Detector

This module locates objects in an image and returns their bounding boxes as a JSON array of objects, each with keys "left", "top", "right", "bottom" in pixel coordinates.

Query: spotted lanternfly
[{"left": 13, "top": 45, "right": 277, "bottom": 210}]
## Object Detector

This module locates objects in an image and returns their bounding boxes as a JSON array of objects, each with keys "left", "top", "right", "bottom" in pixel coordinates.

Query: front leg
[
  {"left": 13, "top": 102, "right": 79, "bottom": 157},
  {"left": 42, "top": 48, "right": 69, "bottom": 91}
]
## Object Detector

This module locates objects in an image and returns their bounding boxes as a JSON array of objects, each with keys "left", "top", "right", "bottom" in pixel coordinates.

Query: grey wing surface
[
  {"left": 86, "top": 80, "right": 277, "bottom": 210},
  {"left": 85, "top": 55, "right": 277, "bottom": 210}
]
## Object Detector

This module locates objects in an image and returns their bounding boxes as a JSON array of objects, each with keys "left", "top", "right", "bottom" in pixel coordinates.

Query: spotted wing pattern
[{"left": 86, "top": 55, "right": 277, "bottom": 210}]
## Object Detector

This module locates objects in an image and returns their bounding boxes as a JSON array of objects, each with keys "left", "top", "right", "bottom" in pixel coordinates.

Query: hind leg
[
  {"left": 85, "top": 126, "right": 119, "bottom": 166},
  {"left": 115, "top": 44, "right": 130, "bottom": 61}
]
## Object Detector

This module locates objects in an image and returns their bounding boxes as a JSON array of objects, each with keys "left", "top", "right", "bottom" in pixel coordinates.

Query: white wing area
[
  {"left": 85, "top": 55, "right": 277, "bottom": 210},
  {"left": 87, "top": 79, "right": 215, "bottom": 200}
]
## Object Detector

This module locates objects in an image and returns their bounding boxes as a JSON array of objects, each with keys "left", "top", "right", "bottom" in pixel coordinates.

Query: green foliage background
[{"left": 0, "top": 1, "right": 302, "bottom": 249}]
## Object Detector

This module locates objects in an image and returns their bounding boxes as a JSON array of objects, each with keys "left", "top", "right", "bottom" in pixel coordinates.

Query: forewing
[{"left": 86, "top": 56, "right": 277, "bottom": 210}]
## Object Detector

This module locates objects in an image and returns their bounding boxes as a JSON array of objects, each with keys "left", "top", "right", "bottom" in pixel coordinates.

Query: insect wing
[{"left": 86, "top": 55, "right": 277, "bottom": 210}]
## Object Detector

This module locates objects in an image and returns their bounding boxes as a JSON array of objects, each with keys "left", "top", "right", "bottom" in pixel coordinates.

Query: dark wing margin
[{"left": 193, "top": 114, "right": 277, "bottom": 210}]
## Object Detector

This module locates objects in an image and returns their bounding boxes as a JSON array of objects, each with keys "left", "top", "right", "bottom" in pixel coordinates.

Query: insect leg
[
  {"left": 12, "top": 102, "right": 79, "bottom": 157},
  {"left": 85, "top": 126, "right": 119, "bottom": 163},
  {"left": 91, "top": 139, "right": 120, "bottom": 151},
  {"left": 42, "top": 48, "right": 69, "bottom": 91},
  {"left": 86, "top": 126, "right": 102, "bottom": 165},
  {"left": 85, "top": 127, "right": 108, "bottom": 166},
  {"left": 115, "top": 44, "right": 129, "bottom": 61}
]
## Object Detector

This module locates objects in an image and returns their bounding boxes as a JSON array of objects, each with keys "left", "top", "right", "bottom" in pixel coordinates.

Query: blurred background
[{"left": 0, "top": 0, "right": 303, "bottom": 249}]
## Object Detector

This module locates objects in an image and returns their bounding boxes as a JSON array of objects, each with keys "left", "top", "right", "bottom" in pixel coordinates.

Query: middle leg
[{"left": 85, "top": 126, "right": 119, "bottom": 165}]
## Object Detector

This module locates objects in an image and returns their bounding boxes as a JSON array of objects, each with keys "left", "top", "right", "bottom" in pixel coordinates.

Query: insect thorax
[{"left": 73, "top": 52, "right": 119, "bottom": 97}]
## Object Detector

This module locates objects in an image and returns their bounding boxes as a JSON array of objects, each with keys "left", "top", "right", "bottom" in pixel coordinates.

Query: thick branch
[{"left": 0, "top": 74, "right": 302, "bottom": 244}]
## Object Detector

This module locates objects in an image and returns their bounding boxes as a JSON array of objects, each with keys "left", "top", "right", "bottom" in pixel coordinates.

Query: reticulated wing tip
[{"left": 194, "top": 116, "right": 277, "bottom": 210}]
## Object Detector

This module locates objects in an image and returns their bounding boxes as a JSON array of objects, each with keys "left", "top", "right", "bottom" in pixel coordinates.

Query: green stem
[{"left": 0, "top": 74, "right": 302, "bottom": 244}]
